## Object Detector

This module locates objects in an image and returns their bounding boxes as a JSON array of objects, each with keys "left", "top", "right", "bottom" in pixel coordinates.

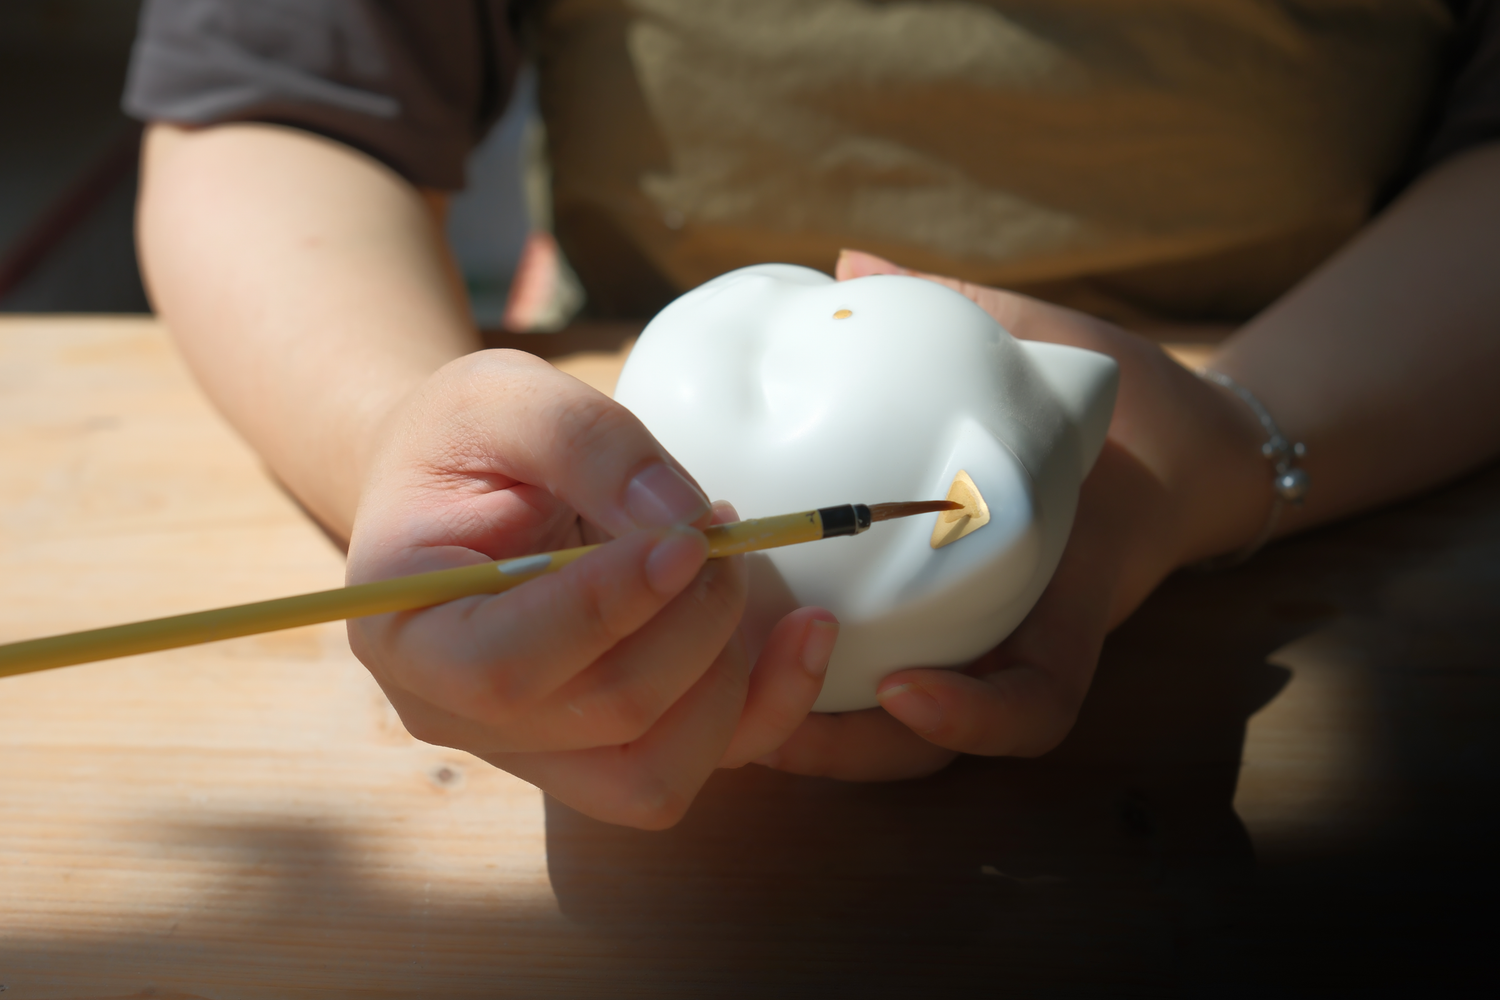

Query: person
[{"left": 124, "top": 0, "right": 1500, "bottom": 828}]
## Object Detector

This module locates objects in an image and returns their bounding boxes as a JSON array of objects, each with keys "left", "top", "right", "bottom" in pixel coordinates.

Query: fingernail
[
  {"left": 710, "top": 499, "right": 740, "bottom": 524},
  {"left": 878, "top": 682, "right": 944, "bottom": 734},
  {"left": 625, "top": 462, "right": 710, "bottom": 528},
  {"left": 801, "top": 619, "right": 839, "bottom": 678},
  {"left": 644, "top": 526, "right": 707, "bottom": 596}
]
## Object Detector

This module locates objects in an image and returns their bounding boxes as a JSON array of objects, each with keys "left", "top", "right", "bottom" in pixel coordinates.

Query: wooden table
[{"left": 2, "top": 317, "right": 1496, "bottom": 996}]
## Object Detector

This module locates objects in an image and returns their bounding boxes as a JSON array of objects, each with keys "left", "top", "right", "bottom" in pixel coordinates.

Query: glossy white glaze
[{"left": 615, "top": 265, "right": 1118, "bottom": 711}]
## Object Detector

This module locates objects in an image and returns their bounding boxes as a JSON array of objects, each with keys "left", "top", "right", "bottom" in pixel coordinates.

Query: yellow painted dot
[{"left": 833, "top": 309, "right": 853, "bottom": 319}]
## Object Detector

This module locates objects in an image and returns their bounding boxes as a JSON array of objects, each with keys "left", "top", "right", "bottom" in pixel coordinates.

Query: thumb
[
  {"left": 378, "top": 350, "right": 712, "bottom": 540},
  {"left": 834, "top": 248, "right": 910, "bottom": 280},
  {"left": 836, "top": 248, "right": 1036, "bottom": 333}
]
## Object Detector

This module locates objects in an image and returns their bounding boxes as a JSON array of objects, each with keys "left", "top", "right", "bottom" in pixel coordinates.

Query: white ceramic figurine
[{"left": 614, "top": 264, "right": 1119, "bottom": 712}]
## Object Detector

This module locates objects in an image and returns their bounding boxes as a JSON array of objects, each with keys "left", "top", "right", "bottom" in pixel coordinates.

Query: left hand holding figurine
[{"left": 749, "top": 250, "right": 1271, "bottom": 780}]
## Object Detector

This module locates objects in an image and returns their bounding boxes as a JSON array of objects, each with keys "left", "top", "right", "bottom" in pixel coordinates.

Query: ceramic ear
[{"left": 1021, "top": 340, "right": 1120, "bottom": 478}]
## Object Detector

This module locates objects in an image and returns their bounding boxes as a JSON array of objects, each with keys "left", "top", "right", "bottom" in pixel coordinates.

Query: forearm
[
  {"left": 1212, "top": 142, "right": 1500, "bottom": 536},
  {"left": 137, "top": 122, "right": 480, "bottom": 540}
]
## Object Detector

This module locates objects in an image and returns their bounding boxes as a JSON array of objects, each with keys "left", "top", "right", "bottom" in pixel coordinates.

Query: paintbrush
[{"left": 0, "top": 499, "right": 962, "bottom": 679}]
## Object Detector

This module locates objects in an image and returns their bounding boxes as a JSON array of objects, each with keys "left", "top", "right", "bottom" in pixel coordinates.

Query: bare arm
[
  {"left": 1215, "top": 141, "right": 1500, "bottom": 535},
  {"left": 137, "top": 122, "right": 479, "bottom": 540}
]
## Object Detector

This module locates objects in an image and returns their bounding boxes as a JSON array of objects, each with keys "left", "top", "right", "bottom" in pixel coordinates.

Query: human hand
[
  {"left": 749, "top": 250, "right": 1272, "bottom": 781},
  {"left": 345, "top": 350, "right": 839, "bottom": 828}
]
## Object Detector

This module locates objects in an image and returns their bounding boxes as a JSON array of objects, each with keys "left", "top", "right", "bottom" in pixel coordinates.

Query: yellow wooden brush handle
[
  {"left": 0, "top": 546, "right": 592, "bottom": 679},
  {"left": 703, "top": 509, "right": 823, "bottom": 556},
  {"left": 0, "top": 510, "right": 832, "bottom": 679}
]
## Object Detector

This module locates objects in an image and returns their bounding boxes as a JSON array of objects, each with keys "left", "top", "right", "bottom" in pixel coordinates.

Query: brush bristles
[{"left": 868, "top": 500, "right": 965, "bottom": 522}]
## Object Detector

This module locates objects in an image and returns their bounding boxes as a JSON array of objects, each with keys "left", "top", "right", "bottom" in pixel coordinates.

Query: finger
[
  {"left": 488, "top": 631, "right": 753, "bottom": 830},
  {"left": 363, "top": 351, "right": 712, "bottom": 548},
  {"left": 761, "top": 425, "right": 1125, "bottom": 772},
  {"left": 835, "top": 248, "right": 1040, "bottom": 335},
  {"left": 841, "top": 249, "right": 1140, "bottom": 361},
  {"left": 834, "top": 248, "right": 907, "bottom": 281},
  {"left": 351, "top": 523, "right": 710, "bottom": 739},
  {"left": 873, "top": 657, "right": 1092, "bottom": 759},
  {"left": 542, "top": 499, "right": 746, "bottom": 748},
  {"left": 545, "top": 545, "right": 746, "bottom": 749},
  {"left": 872, "top": 451, "right": 1127, "bottom": 757},
  {"left": 758, "top": 707, "right": 958, "bottom": 782},
  {"left": 836, "top": 248, "right": 980, "bottom": 298},
  {"left": 717, "top": 608, "right": 838, "bottom": 768},
  {"left": 875, "top": 547, "right": 1106, "bottom": 757}
]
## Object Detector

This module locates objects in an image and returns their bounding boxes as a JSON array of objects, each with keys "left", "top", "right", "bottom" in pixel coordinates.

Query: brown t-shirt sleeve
[{"left": 122, "top": 0, "right": 517, "bottom": 191}]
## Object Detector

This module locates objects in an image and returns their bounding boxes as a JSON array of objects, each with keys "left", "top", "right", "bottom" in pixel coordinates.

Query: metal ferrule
[{"left": 816, "top": 503, "right": 873, "bottom": 538}]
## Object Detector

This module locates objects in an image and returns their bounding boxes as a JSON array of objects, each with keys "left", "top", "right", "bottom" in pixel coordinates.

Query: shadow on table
[
  {"left": 5, "top": 467, "right": 1495, "bottom": 997},
  {"left": 544, "top": 595, "right": 1283, "bottom": 994},
  {"left": 2, "top": 816, "right": 571, "bottom": 997},
  {"left": 544, "top": 463, "right": 1500, "bottom": 996}
]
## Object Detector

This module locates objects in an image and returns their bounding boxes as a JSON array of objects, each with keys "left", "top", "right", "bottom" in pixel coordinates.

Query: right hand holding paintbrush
[{"left": 347, "top": 351, "right": 840, "bottom": 830}]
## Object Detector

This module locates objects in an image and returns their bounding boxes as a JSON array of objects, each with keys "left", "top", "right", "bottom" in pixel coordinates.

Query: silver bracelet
[{"left": 1196, "top": 368, "right": 1309, "bottom": 568}]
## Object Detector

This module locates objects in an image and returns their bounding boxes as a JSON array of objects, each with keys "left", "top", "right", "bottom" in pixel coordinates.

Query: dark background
[
  {"left": 0, "top": 0, "right": 538, "bottom": 322},
  {"left": 0, "top": 0, "right": 150, "bottom": 313}
]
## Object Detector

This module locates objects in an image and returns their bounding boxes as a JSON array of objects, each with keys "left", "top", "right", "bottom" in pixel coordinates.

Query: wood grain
[
  {"left": 0, "top": 319, "right": 563, "bottom": 997},
  {"left": 1, "top": 317, "right": 1496, "bottom": 996}
]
